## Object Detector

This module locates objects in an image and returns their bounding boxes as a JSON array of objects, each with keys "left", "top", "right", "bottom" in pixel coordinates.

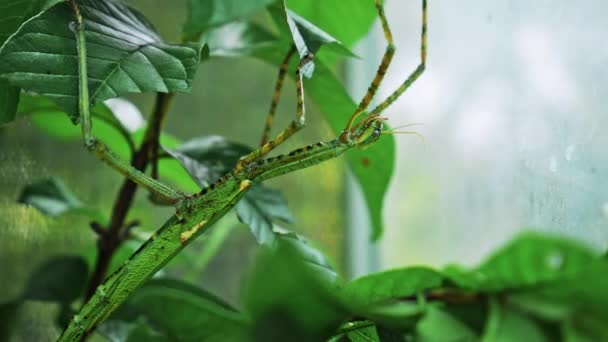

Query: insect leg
[
  {"left": 260, "top": 46, "right": 297, "bottom": 146},
  {"left": 343, "top": 0, "right": 398, "bottom": 135},
  {"left": 369, "top": 0, "right": 427, "bottom": 117},
  {"left": 235, "top": 52, "right": 313, "bottom": 171}
]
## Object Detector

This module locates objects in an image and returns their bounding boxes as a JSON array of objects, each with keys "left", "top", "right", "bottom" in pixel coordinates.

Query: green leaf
[
  {"left": 0, "top": 0, "right": 61, "bottom": 125},
  {"left": 268, "top": 2, "right": 355, "bottom": 78},
  {"left": 19, "top": 178, "right": 83, "bottom": 216},
  {"left": 0, "top": 301, "right": 19, "bottom": 341},
  {"left": 23, "top": 256, "right": 89, "bottom": 302},
  {"left": 184, "top": 0, "right": 276, "bottom": 35},
  {"left": 0, "top": 81, "right": 19, "bottom": 125},
  {"left": 19, "top": 95, "right": 137, "bottom": 155},
  {"left": 359, "top": 301, "right": 425, "bottom": 331},
  {"left": 209, "top": 23, "right": 395, "bottom": 241},
  {"left": 443, "top": 232, "right": 600, "bottom": 292},
  {"left": 112, "top": 278, "right": 248, "bottom": 342},
  {"left": 0, "top": 0, "right": 62, "bottom": 46},
  {"left": 415, "top": 305, "right": 478, "bottom": 342},
  {"left": 165, "top": 135, "right": 251, "bottom": 186},
  {"left": 0, "top": 0, "right": 203, "bottom": 123},
  {"left": 277, "top": 232, "right": 339, "bottom": 284},
  {"left": 308, "top": 62, "right": 395, "bottom": 241},
  {"left": 235, "top": 186, "right": 294, "bottom": 245},
  {"left": 18, "top": 177, "right": 104, "bottom": 221},
  {"left": 206, "top": 21, "right": 280, "bottom": 57},
  {"left": 286, "top": 0, "right": 378, "bottom": 49},
  {"left": 562, "top": 316, "right": 608, "bottom": 342},
  {"left": 244, "top": 238, "right": 348, "bottom": 341},
  {"left": 345, "top": 324, "right": 381, "bottom": 342},
  {"left": 508, "top": 259, "right": 608, "bottom": 323},
  {"left": 481, "top": 299, "right": 549, "bottom": 342},
  {"left": 342, "top": 267, "right": 443, "bottom": 308},
  {"left": 125, "top": 322, "right": 167, "bottom": 342}
]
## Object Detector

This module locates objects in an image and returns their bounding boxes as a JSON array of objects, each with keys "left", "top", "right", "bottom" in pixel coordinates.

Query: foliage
[{"left": 0, "top": 0, "right": 605, "bottom": 341}]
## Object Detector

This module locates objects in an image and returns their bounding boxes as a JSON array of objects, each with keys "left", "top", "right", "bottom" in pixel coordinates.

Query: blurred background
[
  {"left": 373, "top": 0, "right": 608, "bottom": 269},
  {"left": 1, "top": 0, "right": 607, "bottom": 340}
]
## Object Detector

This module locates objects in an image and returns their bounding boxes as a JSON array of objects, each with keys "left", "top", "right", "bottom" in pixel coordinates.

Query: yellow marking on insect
[
  {"left": 240, "top": 179, "right": 252, "bottom": 192},
  {"left": 179, "top": 220, "right": 207, "bottom": 243}
]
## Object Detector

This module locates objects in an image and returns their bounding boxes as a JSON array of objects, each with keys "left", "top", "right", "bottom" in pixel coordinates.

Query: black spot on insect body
[
  {"left": 289, "top": 150, "right": 297, "bottom": 157},
  {"left": 200, "top": 188, "right": 209, "bottom": 195},
  {"left": 296, "top": 148, "right": 304, "bottom": 154},
  {"left": 266, "top": 157, "right": 276, "bottom": 163},
  {"left": 305, "top": 144, "right": 314, "bottom": 151},
  {"left": 209, "top": 183, "right": 216, "bottom": 190},
  {"left": 316, "top": 142, "right": 324, "bottom": 147},
  {"left": 277, "top": 154, "right": 285, "bottom": 160}
]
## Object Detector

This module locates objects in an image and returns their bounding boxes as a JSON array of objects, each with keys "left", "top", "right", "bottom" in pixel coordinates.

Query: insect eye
[{"left": 372, "top": 128, "right": 381, "bottom": 138}]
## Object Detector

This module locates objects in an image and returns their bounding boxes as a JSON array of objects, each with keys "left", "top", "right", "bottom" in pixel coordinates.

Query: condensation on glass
[{"left": 349, "top": 1, "right": 608, "bottom": 269}]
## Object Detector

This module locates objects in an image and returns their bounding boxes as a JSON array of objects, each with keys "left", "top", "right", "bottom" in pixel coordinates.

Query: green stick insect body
[
  {"left": 60, "top": 0, "right": 427, "bottom": 339},
  {"left": 59, "top": 115, "right": 383, "bottom": 342}
]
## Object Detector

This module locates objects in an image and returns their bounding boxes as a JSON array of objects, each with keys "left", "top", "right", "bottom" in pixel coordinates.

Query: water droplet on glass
[
  {"left": 547, "top": 252, "right": 563, "bottom": 269},
  {"left": 549, "top": 156, "right": 558, "bottom": 173},
  {"left": 602, "top": 203, "right": 608, "bottom": 218},
  {"left": 564, "top": 144, "right": 575, "bottom": 161}
]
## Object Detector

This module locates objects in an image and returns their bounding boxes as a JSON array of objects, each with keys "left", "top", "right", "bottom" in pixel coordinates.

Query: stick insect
[{"left": 59, "top": 0, "right": 427, "bottom": 340}]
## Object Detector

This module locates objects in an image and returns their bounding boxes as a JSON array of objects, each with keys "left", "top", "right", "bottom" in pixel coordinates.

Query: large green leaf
[
  {"left": 0, "top": 82, "right": 19, "bottom": 125},
  {"left": 278, "top": 232, "right": 339, "bottom": 284},
  {"left": 0, "top": 0, "right": 202, "bottom": 123},
  {"left": 286, "top": 0, "right": 378, "bottom": 48},
  {"left": 112, "top": 278, "right": 248, "bottom": 342},
  {"left": 268, "top": 2, "right": 354, "bottom": 77},
  {"left": 208, "top": 17, "right": 395, "bottom": 240},
  {"left": 0, "top": 0, "right": 62, "bottom": 124},
  {"left": 19, "top": 95, "right": 201, "bottom": 193},
  {"left": 22, "top": 256, "right": 89, "bottom": 302},
  {"left": 205, "top": 22, "right": 279, "bottom": 57},
  {"left": 443, "top": 232, "right": 600, "bottom": 292},
  {"left": 481, "top": 300, "right": 550, "bottom": 342},
  {"left": 357, "top": 301, "right": 425, "bottom": 331},
  {"left": 0, "top": 0, "right": 61, "bottom": 44},
  {"left": 0, "top": 256, "right": 88, "bottom": 339},
  {"left": 307, "top": 62, "right": 395, "bottom": 241},
  {"left": 341, "top": 323, "right": 381, "bottom": 342},
  {"left": 184, "top": 0, "right": 276, "bottom": 35},
  {"left": 165, "top": 136, "right": 252, "bottom": 186},
  {"left": 18, "top": 95, "right": 137, "bottom": 154},
  {"left": 415, "top": 305, "right": 478, "bottom": 342},
  {"left": 244, "top": 238, "right": 347, "bottom": 341},
  {"left": 18, "top": 177, "right": 105, "bottom": 222},
  {"left": 235, "top": 186, "right": 293, "bottom": 245},
  {"left": 342, "top": 267, "right": 443, "bottom": 308},
  {"left": 508, "top": 258, "right": 608, "bottom": 324}
]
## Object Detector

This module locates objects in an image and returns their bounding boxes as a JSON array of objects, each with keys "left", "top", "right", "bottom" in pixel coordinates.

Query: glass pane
[{"left": 363, "top": 1, "right": 608, "bottom": 267}]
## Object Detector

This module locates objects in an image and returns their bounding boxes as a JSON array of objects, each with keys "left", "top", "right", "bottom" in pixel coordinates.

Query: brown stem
[
  {"left": 149, "top": 93, "right": 174, "bottom": 179},
  {"left": 84, "top": 93, "right": 173, "bottom": 300}
]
